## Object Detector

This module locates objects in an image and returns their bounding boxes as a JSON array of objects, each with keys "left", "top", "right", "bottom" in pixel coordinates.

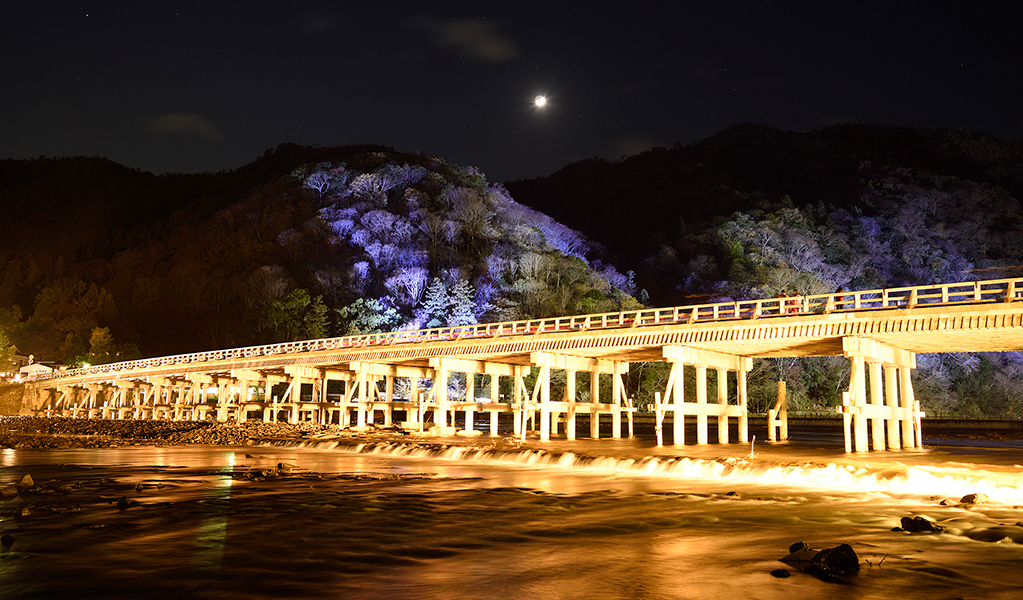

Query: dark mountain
[
  {"left": 0, "top": 145, "right": 634, "bottom": 363},
  {"left": 505, "top": 123, "right": 1023, "bottom": 272}
]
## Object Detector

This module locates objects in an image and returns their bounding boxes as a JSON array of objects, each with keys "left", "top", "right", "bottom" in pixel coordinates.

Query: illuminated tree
[
  {"left": 448, "top": 279, "right": 476, "bottom": 326},
  {"left": 336, "top": 298, "right": 401, "bottom": 336},
  {"left": 420, "top": 278, "right": 450, "bottom": 328}
]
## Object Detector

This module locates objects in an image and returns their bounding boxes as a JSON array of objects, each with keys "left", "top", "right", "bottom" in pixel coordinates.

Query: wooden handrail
[{"left": 34, "top": 277, "right": 1023, "bottom": 382}]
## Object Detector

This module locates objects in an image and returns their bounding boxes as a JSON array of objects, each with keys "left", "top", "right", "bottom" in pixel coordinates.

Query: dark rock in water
[
  {"left": 116, "top": 496, "right": 130, "bottom": 510},
  {"left": 939, "top": 498, "right": 955, "bottom": 506},
  {"left": 135, "top": 483, "right": 144, "bottom": 492},
  {"left": 770, "top": 568, "right": 790, "bottom": 578},
  {"left": 0, "top": 488, "right": 16, "bottom": 499},
  {"left": 781, "top": 542, "right": 859, "bottom": 584},
  {"left": 901, "top": 516, "right": 944, "bottom": 533},
  {"left": 724, "top": 491, "right": 740, "bottom": 497},
  {"left": 14, "top": 474, "right": 33, "bottom": 491},
  {"left": 810, "top": 544, "right": 860, "bottom": 574},
  {"left": 15, "top": 506, "right": 31, "bottom": 519},
  {"left": 891, "top": 526, "right": 904, "bottom": 532},
  {"left": 960, "top": 493, "right": 988, "bottom": 505},
  {"left": 1, "top": 534, "right": 14, "bottom": 548}
]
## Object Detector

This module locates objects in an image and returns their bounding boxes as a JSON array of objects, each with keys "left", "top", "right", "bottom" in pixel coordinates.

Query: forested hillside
[
  {"left": 0, "top": 147, "right": 636, "bottom": 366},
  {"left": 4, "top": 123, "right": 1023, "bottom": 418},
  {"left": 508, "top": 123, "right": 1023, "bottom": 417}
]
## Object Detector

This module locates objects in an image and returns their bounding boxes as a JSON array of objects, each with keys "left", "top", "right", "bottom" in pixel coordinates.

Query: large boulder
[
  {"left": 900, "top": 515, "right": 944, "bottom": 533},
  {"left": 781, "top": 542, "right": 860, "bottom": 584}
]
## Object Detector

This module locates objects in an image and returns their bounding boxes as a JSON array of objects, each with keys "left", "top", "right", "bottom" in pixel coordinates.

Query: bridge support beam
[
  {"left": 524, "top": 353, "right": 628, "bottom": 441},
  {"left": 660, "top": 346, "right": 753, "bottom": 446},
  {"left": 840, "top": 337, "right": 923, "bottom": 452}
]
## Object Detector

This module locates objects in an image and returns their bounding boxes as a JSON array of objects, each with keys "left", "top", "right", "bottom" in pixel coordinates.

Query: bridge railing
[{"left": 35, "top": 277, "right": 1023, "bottom": 382}]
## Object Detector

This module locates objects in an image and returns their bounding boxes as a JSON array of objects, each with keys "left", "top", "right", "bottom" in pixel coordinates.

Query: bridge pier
[
  {"left": 660, "top": 346, "right": 752, "bottom": 446},
  {"left": 840, "top": 337, "right": 923, "bottom": 452}
]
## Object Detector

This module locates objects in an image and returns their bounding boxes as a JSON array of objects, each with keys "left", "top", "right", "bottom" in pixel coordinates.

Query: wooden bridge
[{"left": 25, "top": 278, "right": 1023, "bottom": 452}]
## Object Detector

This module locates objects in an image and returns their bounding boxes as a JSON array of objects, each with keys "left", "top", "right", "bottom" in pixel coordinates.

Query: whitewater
[{"left": 1, "top": 431, "right": 1022, "bottom": 599}]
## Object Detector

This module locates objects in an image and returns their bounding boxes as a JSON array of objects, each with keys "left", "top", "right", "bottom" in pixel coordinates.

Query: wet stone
[
  {"left": 901, "top": 516, "right": 944, "bottom": 533},
  {"left": 960, "top": 493, "right": 989, "bottom": 504}
]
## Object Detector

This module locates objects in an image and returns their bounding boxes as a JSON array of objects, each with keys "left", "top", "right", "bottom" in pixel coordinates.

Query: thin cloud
[
  {"left": 145, "top": 113, "right": 225, "bottom": 143},
  {"left": 410, "top": 16, "right": 520, "bottom": 63}
]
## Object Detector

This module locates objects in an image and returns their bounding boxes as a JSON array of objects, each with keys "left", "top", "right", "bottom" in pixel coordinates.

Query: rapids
[{"left": 1, "top": 435, "right": 1022, "bottom": 599}]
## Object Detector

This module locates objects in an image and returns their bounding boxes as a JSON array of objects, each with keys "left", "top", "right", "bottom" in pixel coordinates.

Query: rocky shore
[{"left": 0, "top": 416, "right": 350, "bottom": 449}]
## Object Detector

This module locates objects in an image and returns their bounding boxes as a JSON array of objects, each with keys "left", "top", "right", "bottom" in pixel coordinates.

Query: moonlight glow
[{"left": 534, "top": 95, "right": 547, "bottom": 107}]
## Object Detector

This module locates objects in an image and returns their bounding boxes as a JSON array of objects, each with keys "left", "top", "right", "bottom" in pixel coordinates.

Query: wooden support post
[
  {"left": 611, "top": 364, "right": 623, "bottom": 439},
  {"left": 539, "top": 360, "right": 551, "bottom": 441},
  {"left": 717, "top": 368, "right": 729, "bottom": 443},
  {"left": 384, "top": 376, "right": 394, "bottom": 427},
  {"left": 842, "top": 391, "right": 853, "bottom": 453},
  {"left": 490, "top": 375, "right": 500, "bottom": 436},
  {"left": 884, "top": 365, "right": 900, "bottom": 449},
  {"left": 654, "top": 391, "right": 664, "bottom": 446},
  {"left": 869, "top": 361, "right": 885, "bottom": 451},
  {"left": 513, "top": 371, "right": 522, "bottom": 436},
  {"left": 769, "top": 380, "right": 787, "bottom": 442},
  {"left": 851, "top": 355, "right": 868, "bottom": 452},
  {"left": 737, "top": 369, "right": 748, "bottom": 443},
  {"left": 899, "top": 366, "right": 915, "bottom": 447},
  {"left": 565, "top": 370, "right": 576, "bottom": 440},
  {"left": 695, "top": 365, "right": 708, "bottom": 444},
  {"left": 357, "top": 371, "right": 369, "bottom": 427},
  {"left": 464, "top": 374, "right": 475, "bottom": 433},
  {"left": 263, "top": 380, "right": 273, "bottom": 422},
  {"left": 672, "top": 362, "right": 685, "bottom": 446}
]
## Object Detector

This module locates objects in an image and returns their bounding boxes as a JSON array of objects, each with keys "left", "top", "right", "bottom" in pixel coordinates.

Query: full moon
[{"left": 534, "top": 95, "right": 547, "bottom": 107}]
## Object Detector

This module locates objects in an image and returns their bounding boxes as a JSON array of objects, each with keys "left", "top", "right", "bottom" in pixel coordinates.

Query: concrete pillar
[
  {"left": 436, "top": 366, "right": 449, "bottom": 430},
  {"left": 513, "top": 372, "right": 522, "bottom": 436},
  {"left": 716, "top": 368, "right": 729, "bottom": 443},
  {"left": 737, "top": 370, "right": 748, "bottom": 443},
  {"left": 884, "top": 365, "right": 900, "bottom": 449},
  {"left": 490, "top": 375, "right": 500, "bottom": 436},
  {"left": 611, "top": 364, "right": 622, "bottom": 439},
  {"left": 869, "top": 361, "right": 885, "bottom": 451},
  {"left": 590, "top": 371, "right": 600, "bottom": 439},
  {"left": 851, "top": 355, "right": 868, "bottom": 452},
  {"left": 357, "top": 373, "right": 369, "bottom": 427},
  {"left": 672, "top": 363, "right": 685, "bottom": 446},
  {"left": 696, "top": 365, "right": 708, "bottom": 444},
  {"left": 384, "top": 376, "right": 394, "bottom": 427},
  {"left": 899, "top": 367, "right": 916, "bottom": 447},
  {"left": 539, "top": 362, "right": 551, "bottom": 441},
  {"left": 566, "top": 370, "right": 576, "bottom": 440},
  {"left": 464, "top": 374, "right": 475, "bottom": 433}
]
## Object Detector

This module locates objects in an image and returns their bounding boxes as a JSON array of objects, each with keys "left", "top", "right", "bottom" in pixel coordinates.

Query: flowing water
[{"left": 1, "top": 432, "right": 1022, "bottom": 599}]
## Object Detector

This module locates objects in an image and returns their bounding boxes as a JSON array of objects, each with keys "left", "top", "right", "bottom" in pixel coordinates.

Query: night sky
[{"left": 3, "top": 2, "right": 1020, "bottom": 182}]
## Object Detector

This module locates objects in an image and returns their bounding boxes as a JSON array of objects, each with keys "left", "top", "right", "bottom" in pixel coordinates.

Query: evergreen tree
[
  {"left": 421, "top": 278, "right": 450, "bottom": 328},
  {"left": 448, "top": 279, "right": 476, "bottom": 326}
]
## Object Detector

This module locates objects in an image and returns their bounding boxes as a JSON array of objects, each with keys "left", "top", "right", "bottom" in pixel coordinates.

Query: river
[{"left": 1, "top": 431, "right": 1022, "bottom": 599}]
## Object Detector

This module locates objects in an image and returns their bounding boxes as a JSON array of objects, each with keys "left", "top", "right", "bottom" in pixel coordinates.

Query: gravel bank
[{"left": 0, "top": 416, "right": 349, "bottom": 449}]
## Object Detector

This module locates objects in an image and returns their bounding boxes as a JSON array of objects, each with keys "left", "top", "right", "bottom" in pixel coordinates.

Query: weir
[{"left": 22, "top": 278, "right": 1023, "bottom": 452}]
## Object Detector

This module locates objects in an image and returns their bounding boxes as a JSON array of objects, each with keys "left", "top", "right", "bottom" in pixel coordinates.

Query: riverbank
[
  {"left": 3, "top": 414, "right": 1021, "bottom": 450},
  {"left": 0, "top": 416, "right": 353, "bottom": 449}
]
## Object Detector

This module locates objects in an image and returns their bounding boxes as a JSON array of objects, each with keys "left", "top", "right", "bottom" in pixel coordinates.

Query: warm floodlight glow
[{"left": 534, "top": 95, "right": 546, "bottom": 107}]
